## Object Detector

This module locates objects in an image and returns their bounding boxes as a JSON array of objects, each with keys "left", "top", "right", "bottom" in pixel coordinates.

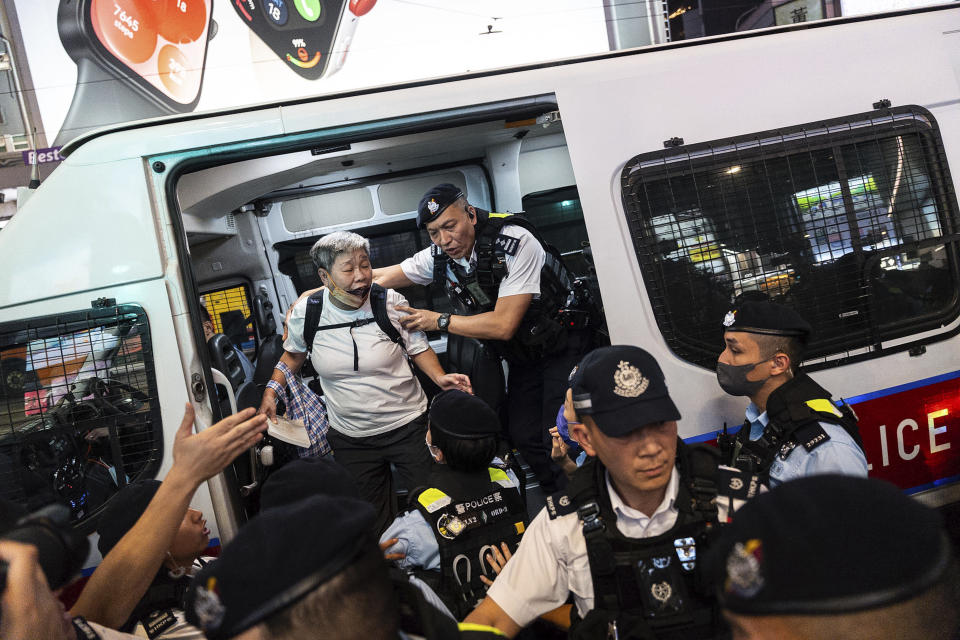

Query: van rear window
[
  {"left": 0, "top": 304, "right": 161, "bottom": 532},
  {"left": 621, "top": 106, "right": 960, "bottom": 369}
]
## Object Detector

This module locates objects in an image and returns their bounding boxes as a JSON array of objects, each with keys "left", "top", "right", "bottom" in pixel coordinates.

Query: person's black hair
[{"left": 430, "top": 427, "right": 498, "bottom": 473}]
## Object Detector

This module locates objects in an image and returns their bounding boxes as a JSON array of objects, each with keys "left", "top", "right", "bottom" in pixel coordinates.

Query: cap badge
[
  {"left": 613, "top": 360, "right": 649, "bottom": 398},
  {"left": 567, "top": 365, "right": 578, "bottom": 382},
  {"left": 427, "top": 199, "right": 440, "bottom": 214},
  {"left": 651, "top": 581, "right": 673, "bottom": 604},
  {"left": 725, "top": 539, "right": 765, "bottom": 599},
  {"left": 193, "top": 577, "right": 226, "bottom": 632},
  {"left": 723, "top": 310, "right": 737, "bottom": 327}
]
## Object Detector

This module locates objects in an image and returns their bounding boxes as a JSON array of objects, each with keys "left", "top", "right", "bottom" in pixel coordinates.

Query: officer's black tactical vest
[
  {"left": 547, "top": 443, "right": 761, "bottom": 640},
  {"left": 391, "top": 567, "right": 506, "bottom": 639},
  {"left": 122, "top": 569, "right": 198, "bottom": 638},
  {"left": 410, "top": 463, "right": 528, "bottom": 620},
  {"left": 717, "top": 373, "right": 864, "bottom": 485},
  {"left": 430, "top": 210, "right": 586, "bottom": 365}
]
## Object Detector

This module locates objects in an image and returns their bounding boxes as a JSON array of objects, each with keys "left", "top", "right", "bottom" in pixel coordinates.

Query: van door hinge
[{"left": 191, "top": 373, "right": 206, "bottom": 401}]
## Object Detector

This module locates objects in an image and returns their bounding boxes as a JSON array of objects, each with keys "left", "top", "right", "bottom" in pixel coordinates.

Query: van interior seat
[
  {"left": 252, "top": 294, "right": 277, "bottom": 344},
  {"left": 236, "top": 334, "right": 285, "bottom": 411}
]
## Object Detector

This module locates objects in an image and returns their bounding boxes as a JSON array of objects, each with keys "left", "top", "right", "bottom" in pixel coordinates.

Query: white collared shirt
[
  {"left": 485, "top": 468, "right": 681, "bottom": 627},
  {"left": 399, "top": 223, "right": 544, "bottom": 299}
]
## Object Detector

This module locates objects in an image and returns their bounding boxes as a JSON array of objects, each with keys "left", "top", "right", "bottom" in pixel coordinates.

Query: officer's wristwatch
[{"left": 437, "top": 313, "right": 452, "bottom": 332}]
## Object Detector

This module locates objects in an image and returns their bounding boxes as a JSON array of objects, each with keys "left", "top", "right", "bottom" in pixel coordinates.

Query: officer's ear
[
  {"left": 770, "top": 351, "right": 792, "bottom": 377},
  {"left": 465, "top": 205, "right": 476, "bottom": 222},
  {"left": 570, "top": 418, "right": 597, "bottom": 458}
]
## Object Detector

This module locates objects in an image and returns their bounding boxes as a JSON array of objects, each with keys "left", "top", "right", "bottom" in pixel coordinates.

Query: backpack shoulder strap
[
  {"left": 303, "top": 289, "right": 325, "bottom": 354},
  {"left": 370, "top": 283, "right": 404, "bottom": 348}
]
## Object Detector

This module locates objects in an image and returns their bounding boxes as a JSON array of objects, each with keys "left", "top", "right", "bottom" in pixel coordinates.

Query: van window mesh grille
[
  {"left": 621, "top": 107, "right": 960, "bottom": 369},
  {"left": 0, "top": 304, "right": 161, "bottom": 532},
  {"left": 202, "top": 285, "right": 255, "bottom": 356}
]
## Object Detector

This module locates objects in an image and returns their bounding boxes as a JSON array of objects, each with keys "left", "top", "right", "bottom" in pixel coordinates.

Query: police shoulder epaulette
[
  {"left": 716, "top": 466, "right": 763, "bottom": 501},
  {"left": 793, "top": 421, "right": 831, "bottom": 452},
  {"left": 493, "top": 233, "right": 520, "bottom": 256},
  {"left": 544, "top": 489, "right": 578, "bottom": 519}
]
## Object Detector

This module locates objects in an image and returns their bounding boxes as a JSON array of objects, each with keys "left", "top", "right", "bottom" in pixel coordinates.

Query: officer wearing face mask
[{"left": 715, "top": 301, "right": 868, "bottom": 487}]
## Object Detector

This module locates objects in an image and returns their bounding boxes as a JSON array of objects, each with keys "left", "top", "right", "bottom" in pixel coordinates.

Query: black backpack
[{"left": 302, "top": 284, "right": 404, "bottom": 372}]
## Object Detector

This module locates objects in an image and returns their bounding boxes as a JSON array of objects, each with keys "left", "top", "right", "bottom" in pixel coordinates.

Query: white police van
[{"left": 1, "top": 5, "right": 958, "bottom": 560}]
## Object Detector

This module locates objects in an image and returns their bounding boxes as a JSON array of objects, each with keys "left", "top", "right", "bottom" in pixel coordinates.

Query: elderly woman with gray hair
[{"left": 259, "top": 231, "right": 472, "bottom": 534}]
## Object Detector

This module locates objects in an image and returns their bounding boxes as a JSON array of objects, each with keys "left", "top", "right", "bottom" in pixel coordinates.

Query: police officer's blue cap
[
  {"left": 429, "top": 389, "right": 501, "bottom": 439},
  {"left": 96, "top": 479, "right": 161, "bottom": 556},
  {"left": 417, "top": 183, "right": 464, "bottom": 228},
  {"left": 184, "top": 495, "right": 377, "bottom": 640},
  {"left": 707, "top": 475, "right": 952, "bottom": 616},
  {"left": 569, "top": 345, "right": 681, "bottom": 437},
  {"left": 722, "top": 301, "right": 812, "bottom": 340},
  {"left": 260, "top": 457, "right": 360, "bottom": 511}
]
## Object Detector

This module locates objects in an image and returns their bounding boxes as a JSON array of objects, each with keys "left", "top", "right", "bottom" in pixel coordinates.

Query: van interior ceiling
[{"left": 177, "top": 110, "right": 586, "bottom": 320}]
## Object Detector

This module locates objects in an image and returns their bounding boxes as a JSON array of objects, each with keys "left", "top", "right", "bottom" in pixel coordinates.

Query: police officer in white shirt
[
  {"left": 374, "top": 184, "right": 590, "bottom": 494},
  {"left": 464, "top": 345, "right": 761, "bottom": 640}
]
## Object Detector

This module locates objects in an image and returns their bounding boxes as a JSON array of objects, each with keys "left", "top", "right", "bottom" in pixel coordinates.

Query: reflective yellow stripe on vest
[
  {"left": 418, "top": 488, "right": 451, "bottom": 514},
  {"left": 488, "top": 467, "right": 512, "bottom": 488},
  {"left": 487, "top": 212, "right": 512, "bottom": 220},
  {"left": 805, "top": 398, "right": 843, "bottom": 418},
  {"left": 458, "top": 622, "right": 506, "bottom": 636}
]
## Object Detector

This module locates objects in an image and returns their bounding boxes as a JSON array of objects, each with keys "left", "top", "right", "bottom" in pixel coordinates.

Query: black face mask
[{"left": 716, "top": 360, "right": 770, "bottom": 397}]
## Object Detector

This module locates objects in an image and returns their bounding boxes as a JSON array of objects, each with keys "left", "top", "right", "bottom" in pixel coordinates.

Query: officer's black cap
[
  {"left": 707, "top": 475, "right": 952, "bottom": 616},
  {"left": 185, "top": 495, "right": 377, "bottom": 640},
  {"left": 721, "top": 301, "right": 812, "bottom": 340},
  {"left": 417, "top": 183, "right": 464, "bottom": 229},
  {"left": 96, "top": 479, "right": 161, "bottom": 556},
  {"left": 429, "top": 389, "right": 501, "bottom": 440},
  {"left": 260, "top": 457, "right": 360, "bottom": 511},
  {"left": 569, "top": 345, "right": 681, "bottom": 437}
]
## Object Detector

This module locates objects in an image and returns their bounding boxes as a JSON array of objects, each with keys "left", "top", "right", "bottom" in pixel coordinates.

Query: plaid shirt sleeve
[{"left": 273, "top": 361, "right": 331, "bottom": 458}]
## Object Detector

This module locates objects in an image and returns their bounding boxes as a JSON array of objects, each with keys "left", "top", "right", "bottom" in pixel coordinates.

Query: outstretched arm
[
  {"left": 465, "top": 596, "right": 523, "bottom": 638},
  {"left": 70, "top": 405, "right": 267, "bottom": 628},
  {"left": 409, "top": 347, "right": 472, "bottom": 394},
  {"left": 373, "top": 264, "right": 415, "bottom": 289},
  {"left": 397, "top": 293, "right": 532, "bottom": 342}
]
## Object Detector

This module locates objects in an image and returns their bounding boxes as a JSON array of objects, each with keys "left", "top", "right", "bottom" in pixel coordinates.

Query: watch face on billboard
[
  {"left": 232, "top": 0, "right": 349, "bottom": 80},
  {"left": 86, "top": 0, "right": 212, "bottom": 106}
]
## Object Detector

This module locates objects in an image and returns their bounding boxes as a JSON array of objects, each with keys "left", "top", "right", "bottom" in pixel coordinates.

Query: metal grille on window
[
  {"left": 621, "top": 106, "right": 960, "bottom": 369},
  {"left": 202, "top": 285, "right": 254, "bottom": 357},
  {"left": 0, "top": 304, "right": 162, "bottom": 532}
]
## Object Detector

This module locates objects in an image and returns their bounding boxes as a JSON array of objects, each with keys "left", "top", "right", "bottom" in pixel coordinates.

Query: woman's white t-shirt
[{"left": 284, "top": 288, "right": 429, "bottom": 438}]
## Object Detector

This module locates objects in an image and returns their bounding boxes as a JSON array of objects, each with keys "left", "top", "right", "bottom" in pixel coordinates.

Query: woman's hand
[
  {"left": 259, "top": 387, "right": 279, "bottom": 424},
  {"left": 434, "top": 373, "right": 473, "bottom": 394}
]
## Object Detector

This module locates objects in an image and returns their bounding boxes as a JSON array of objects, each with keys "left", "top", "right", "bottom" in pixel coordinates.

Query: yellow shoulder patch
[
  {"left": 805, "top": 398, "right": 843, "bottom": 418},
  {"left": 418, "top": 488, "right": 451, "bottom": 513},
  {"left": 488, "top": 467, "right": 511, "bottom": 485}
]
